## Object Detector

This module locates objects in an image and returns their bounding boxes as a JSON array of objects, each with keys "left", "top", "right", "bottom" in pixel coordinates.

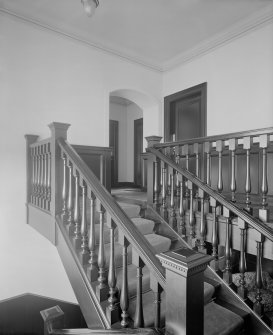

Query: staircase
[{"left": 25, "top": 123, "right": 273, "bottom": 335}]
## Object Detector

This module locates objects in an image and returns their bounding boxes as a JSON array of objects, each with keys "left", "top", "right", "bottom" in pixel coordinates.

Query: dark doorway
[
  {"left": 134, "top": 118, "right": 143, "bottom": 187},
  {"left": 109, "top": 120, "right": 119, "bottom": 187},
  {"left": 164, "top": 83, "right": 207, "bottom": 141}
]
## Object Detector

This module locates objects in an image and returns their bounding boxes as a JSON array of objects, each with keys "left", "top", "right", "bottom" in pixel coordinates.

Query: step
[
  {"left": 131, "top": 218, "right": 155, "bottom": 235},
  {"left": 118, "top": 202, "right": 142, "bottom": 218}
]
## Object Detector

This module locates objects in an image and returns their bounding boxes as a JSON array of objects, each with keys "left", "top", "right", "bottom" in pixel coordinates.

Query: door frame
[
  {"left": 164, "top": 82, "right": 207, "bottom": 142},
  {"left": 134, "top": 118, "right": 143, "bottom": 187}
]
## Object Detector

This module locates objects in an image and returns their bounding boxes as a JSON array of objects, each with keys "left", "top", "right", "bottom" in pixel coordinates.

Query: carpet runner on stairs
[{"left": 114, "top": 202, "right": 245, "bottom": 334}]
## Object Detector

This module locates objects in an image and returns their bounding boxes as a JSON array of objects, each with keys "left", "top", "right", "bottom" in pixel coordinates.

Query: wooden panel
[{"left": 73, "top": 145, "right": 112, "bottom": 192}]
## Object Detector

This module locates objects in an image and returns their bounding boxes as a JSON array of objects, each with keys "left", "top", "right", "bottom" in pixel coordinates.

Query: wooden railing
[
  {"left": 153, "top": 127, "right": 273, "bottom": 223},
  {"left": 146, "top": 127, "right": 273, "bottom": 318}
]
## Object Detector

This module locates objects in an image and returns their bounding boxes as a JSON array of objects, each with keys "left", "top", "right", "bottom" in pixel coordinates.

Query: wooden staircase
[{"left": 25, "top": 123, "right": 273, "bottom": 335}]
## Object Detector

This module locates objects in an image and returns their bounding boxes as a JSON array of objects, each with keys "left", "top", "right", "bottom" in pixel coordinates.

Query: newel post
[
  {"left": 48, "top": 122, "right": 70, "bottom": 223},
  {"left": 157, "top": 248, "right": 212, "bottom": 335},
  {"left": 145, "top": 136, "right": 162, "bottom": 206}
]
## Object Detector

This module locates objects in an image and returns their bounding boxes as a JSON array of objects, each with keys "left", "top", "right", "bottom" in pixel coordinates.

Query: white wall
[
  {"left": 163, "top": 22, "right": 273, "bottom": 136},
  {"left": 110, "top": 101, "right": 143, "bottom": 182},
  {"left": 0, "top": 13, "right": 162, "bottom": 302}
]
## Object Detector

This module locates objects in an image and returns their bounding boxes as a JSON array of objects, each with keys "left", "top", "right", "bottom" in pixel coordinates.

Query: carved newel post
[
  {"left": 157, "top": 248, "right": 212, "bottom": 335},
  {"left": 145, "top": 136, "right": 162, "bottom": 206}
]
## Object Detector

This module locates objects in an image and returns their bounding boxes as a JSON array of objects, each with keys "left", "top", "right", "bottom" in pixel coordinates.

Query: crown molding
[
  {"left": 1, "top": 4, "right": 273, "bottom": 73},
  {"left": 163, "top": 4, "right": 273, "bottom": 71},
  {"left": 0, "top": 8, "right": 163, "bottom": 73}
]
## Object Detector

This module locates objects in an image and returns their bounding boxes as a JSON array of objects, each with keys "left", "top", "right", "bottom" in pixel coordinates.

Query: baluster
[
  {"left": 33, "top": 147, "right": 38, "bottom": 205},
  {"left": 216, "top": 140, "right": 223, "bottom": 193},
  {"left": 160, "top": 165, "right": 167, "bottom": 220},
  {"left": 31, "top": 147, "right": 35, "bottom": 204},
  {"left": 198, "top": 188, "right": 206, "bottom": 253},
  {"left": 194, "top": 143, "right": 200, "bottom": 178},
  {"left": 150, "top": 278, "right": 163, "bottom": 328},
  {"left": 106, "top": 219, "right": 119, "bottom": 324},
  {"left": 154, "top": 159, "right": 159, "bottom": 207},
  {"left": 66, "top": 161, "right": 74, "bottom": 232},
  {"left": 134, "top": 256, "right": 145, "bottom": 328},
  {"left": 188, "top": 180, "right": 195, "bottom": 247},
  {"left": 204, "top": 142, "right": 212, "bottom": 214},
  {"left": 40, "top": 145, "right": 45, "bottom": 208},
  {"left": 259, "top": 134, "right": 269, "bottom": 223},
  {"left": 80, "top": 182, "right": 89, "bottom": 265},
  {"left": 46, "top": 143, "right": 51, "bottom": 211},
  {"left": 210, "top": 197, "right": 219, "bottom": 271},
  {"left": 229, "top": 139, "right": 237, "bottom": 202},
  {"left": 168, "top": 173, "right": 177, "bottom": 230},
  {"left": 179, "top": 180, "right": 186, "bottom": 236},
  {"left": 243, "top": 137, "right": 252, "bottom": 214},
  {"left": 42, "top": 144, "right": 47, "bottom": 209},
  {"left": 87, "top": 191, "right": 98, "bottom": 282},
  {"left": 253, "top": 235, "right": 265, "bottom": 316},
  {"left": 37, "top": 146, "right": 42, "bottom": 207},
  {"left": 61, "top": 153, "right": 68, "bottom": 221},
  {"left": 223, "top": 207, "right": 232, "bottom": 285},
  {"left": 73, "top": 171, "right": 82, "bottom": 249},
  {"left": 175, "top": 146, "right": 181, "bottom": 199},
  {"left": 182, "top": 144, "right": 190, "bottom": 205},
  {"left": 96, "top": 205, "right": 109, "bottom": 302},
  {"left": 237, "top": 218, "right": 248, "bottom": 300},
  {"left": 120, "top": 237, "right": 130, "bottom": 328}
]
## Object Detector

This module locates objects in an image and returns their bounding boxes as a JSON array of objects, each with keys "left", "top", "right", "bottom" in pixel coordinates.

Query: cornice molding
[
  {"left": 163, "top": 4, "right": 273, "bottom": 71},
  {"left": 0, "top": 8, "right": 163, "bottom": 73},
  {"left": 1, "top": 4, "right": 273, "bottom": 73}
]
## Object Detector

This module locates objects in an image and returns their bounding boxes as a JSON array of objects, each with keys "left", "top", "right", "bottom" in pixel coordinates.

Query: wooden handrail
[
  {"left": 148, "top": 147, "right": 273, "bottom": 242},
  {"left": 154, "top": 126, "right": 273, "bottom": 149},
  {"left": 50, "top": 329, "right": 161, "bottom": 335},
  {"left": 57, "top": 138, "right": 166, "bottom": 288}
]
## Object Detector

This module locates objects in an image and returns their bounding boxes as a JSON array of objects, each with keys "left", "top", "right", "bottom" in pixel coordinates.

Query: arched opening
[{"left": 109, "top": 89, "right": 161, "bottom": 189}]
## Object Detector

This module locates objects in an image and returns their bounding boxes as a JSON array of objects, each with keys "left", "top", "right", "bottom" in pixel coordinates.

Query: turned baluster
[
  {"left": 169, "top": 173, "right": 177, "bottom": 230},
  {"left": 87, "top": 191, "right": 98, "bottom": 282},
  {"left": 46, "top": 143, "right": 51, "bottom": 210},
  {"left": 33, "top": 147, "right": 38, "bottom": 205},
  {"left": 188, "top": 181, "right": 195, "bottom": 246},
  {"left": 204, "top": 141, "right": 212, "bottom": 214},
  {"left": 223, "top": 207, "right": 232, "bottom": 285},
  {"left": 194, "top": 143, "right": 200, "bottom": 178},
  {"left": 66, "top": 161, "right": 74, "bottom": 230},
  {"left": 120, "top": 237, "right": 130, "bottom": 328},
  {"left": 160, "top": 165, "right": 167, "bottom": 220},
  {"left": 106, "top": 219, "right": 119, "bottom": 324},
  {"left": 182, "top": 144, "right": 190, "bottom": 204},
  {"left": 179, "top": 180, "right": 186, "bottom": 236},
  {"left": 216, "top": 140, "right": 223, "bottom": 193},
  {"left": 150, "top": 278, "right": 163, "bottom": 328},
  {"left": 154, "top": 159, "right": 159, "bottom": 207},
  {"left": 229, "top": 139, "right": 237, "bottom": 202},
  {"left": 253, "top": 235, "right": 265, "bottom": 316},
  {"left": 42, "top": 145, "right": 48, "bottom": 209},
  {"left": 237, "top": 218, "right": 248, "bottom": 300},
  {"left": 259, "top": 134, "right": 269, "bottom": 223},
  {"left": 175, "top": 146, "right": 181, "bottom": 199},
  {"left": 243, "top": 137, "right": 252, "bottom": 214},
  {"left": 31, "top": 147, "right": 36, "bottom": 204},
  {"left": 73, "top": 172, "right": 82, "bottom": 248},
  {"left": 96, "top": 205, "right": 109, "bottom": 302},
  {"left": 80, "top": 183, "right": 89, "bottom": 265},
  {"left": 37, "top": 146, "right": 42, "bottom": 207},
  {"left": 210, "top": 197, "right": 219, "bottom": 271},
  {"left": 61, "top": 153, "right": 68, "bottom": 220},
  {"left": 198, "top": 188, "right": 206, "bottom": 253},
  {"left": 40, "top": 145, "right": 45, "bottom": 208},
  {"left": 134, "top": 256, "right": 145, "bottom": 328}
]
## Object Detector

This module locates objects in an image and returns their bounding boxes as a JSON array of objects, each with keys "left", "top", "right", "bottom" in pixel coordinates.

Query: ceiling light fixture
[{"left": 81, "top": 0, "right": 99, "bottom": 17}]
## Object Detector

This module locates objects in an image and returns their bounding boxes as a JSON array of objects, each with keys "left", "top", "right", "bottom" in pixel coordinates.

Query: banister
[
  {"left": 57, "top": 138, "right": 166, "bottom": 288},
  {"left": 148, "top": 147, "right": 273, "bottom": 243},
  {"left": 154, "top": 126, "right": 273, "bottom": 149}
]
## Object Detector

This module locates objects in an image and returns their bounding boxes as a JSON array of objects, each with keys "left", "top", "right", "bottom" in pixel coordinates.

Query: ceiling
[{"left": 1, "top": 0, "right": 273, "bottom": 71}]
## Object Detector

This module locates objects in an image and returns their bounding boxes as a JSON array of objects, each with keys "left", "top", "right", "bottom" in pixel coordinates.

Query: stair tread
[
  {"left": 118, "top": 202, "right": 141, "bottom": 218},
  {"left": 131, "top": 217, "right": 155, "bottom": 235}
]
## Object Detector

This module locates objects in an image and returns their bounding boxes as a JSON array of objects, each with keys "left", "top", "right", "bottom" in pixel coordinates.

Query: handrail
[
  {"left": 148, "top": 147, "right": 273, "bottom": 242},
  {"left": 154, "top": 126, "right": 273, "bottom": 149},
  {"left": 57, "top": 138, "right": 166, "bottom": 288}
]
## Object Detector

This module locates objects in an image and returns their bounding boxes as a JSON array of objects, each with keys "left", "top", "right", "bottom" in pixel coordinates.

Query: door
[
  {"left": 109, "top": 120, "right": 119, "bottom": 187},
  {"left": 134, "top": 118, "right": 143, "bottom": 187},
  {"left": 164, "top": 83, "right": 207, "bottom": 141}
]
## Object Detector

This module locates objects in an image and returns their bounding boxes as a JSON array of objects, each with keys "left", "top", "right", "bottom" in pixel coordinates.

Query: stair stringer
[
  {"left": 146, "top": 205, "right": 273, "bottom": 335},
  {"left": 55, "top": 215, "right": 110, "bottom": 330}
]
